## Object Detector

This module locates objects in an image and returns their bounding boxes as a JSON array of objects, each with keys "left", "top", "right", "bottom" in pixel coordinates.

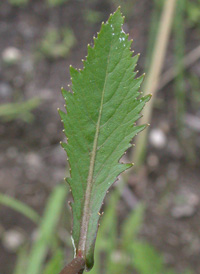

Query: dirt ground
[{"left": 0, "top": 0, "right": 200, "bottom": 273}]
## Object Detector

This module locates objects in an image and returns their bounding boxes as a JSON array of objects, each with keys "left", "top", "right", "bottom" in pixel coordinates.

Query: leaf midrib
[{"left": 78, "top": 43, "right": 111, "bottom": 255}]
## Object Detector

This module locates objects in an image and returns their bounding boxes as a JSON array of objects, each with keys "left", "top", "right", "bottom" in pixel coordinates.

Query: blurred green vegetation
[
  {"left": 83, "top": 10, "right": 103, "bottom": 24},
  {"left": 38, "top": 28, "right": 76, "bottom": 60},
  {"left": 174, "top": 0, "right": 186, "bottom": 131},
  {"left": 7, "top": 0, "right": 68, "bottom": 7},
  {"left": 110, "top": 0, "right": 137, "bottom": 18},
  {"left": 186, "top": 0, "right": 200, "bottom": 27},
  {"left": 90, "top": 190, "right": 179, "bottom": 274},
  {"left": 47, "top": 0, "right": 68, "bottom": 7},
  {"left": 189, "top": 73, "right": 200, "bottom": 109},
  {"left": 7, "top": 0, "right": 28, "bottom": 6},
  {"left": 1, "top": 187, "right": 187, "bottom": 274},
  {"left": 0, "top": 184, "right": 68, "bottom": 274},
  {"left": 134, "top": 0, "right": 200, "bottom": 166},
  {"left": 0, "top": 98, "right": 41, "bottom": 123}
]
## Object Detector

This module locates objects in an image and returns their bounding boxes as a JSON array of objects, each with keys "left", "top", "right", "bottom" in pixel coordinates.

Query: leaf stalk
[{"left": 58, "top": 258, "right": 85, "bottom": 274}]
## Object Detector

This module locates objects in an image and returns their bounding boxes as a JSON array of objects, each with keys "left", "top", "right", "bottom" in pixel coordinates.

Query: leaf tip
[{"left": 146, "top": 93, "right": 153, "bottom": 101}]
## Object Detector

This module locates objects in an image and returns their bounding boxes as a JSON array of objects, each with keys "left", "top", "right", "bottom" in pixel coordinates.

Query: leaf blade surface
[{"left": 59, "top": 8, "right": 151, "bottom": 270}]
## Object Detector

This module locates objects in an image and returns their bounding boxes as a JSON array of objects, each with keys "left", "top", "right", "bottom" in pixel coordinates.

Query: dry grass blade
[
  {"left": 159, "top": 45, "right": 200, "bottom": 91},
  {"left": 132, "top": 0, "right": 177, "bottom": 167}
]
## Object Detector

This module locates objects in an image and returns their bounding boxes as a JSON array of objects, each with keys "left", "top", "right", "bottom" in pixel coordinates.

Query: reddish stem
[{"left": 59, "top": 257, "right": 85, "bottom": 274}]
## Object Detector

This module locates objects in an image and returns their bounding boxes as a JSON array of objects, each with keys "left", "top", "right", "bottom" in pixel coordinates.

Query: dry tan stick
[
  {"left": 159, "top": 44, "right": 200, "bottom": 91},
  {"left": 132, "top": 0, "right": 177, "bottom": 167}
]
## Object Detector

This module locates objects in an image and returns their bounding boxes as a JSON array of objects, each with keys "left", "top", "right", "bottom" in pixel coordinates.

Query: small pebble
[
  {"left": 2, "top": 229, "right": 25, "bottom": 252},
  {"left": 171, "top": 190, "right": 199, "bottom": 218},
  {"left": 25, "top": 152, "right": 43, "bottom": 168},
  {"left": 2, "top": 47, "right": 22, "bottom": 65},
  {"left": 149, "top": 128, "right": 167, "bottom": 149}
]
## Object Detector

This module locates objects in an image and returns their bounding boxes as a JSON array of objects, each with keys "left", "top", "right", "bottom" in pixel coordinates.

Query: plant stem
[
  {"left": 132, "top": 0, "right": 177, "bottom": 167},
  {"left": 145, "top": 0, "right": 162, "bottom": 71},
  {"left": 158, "top": 45, "right": 200, "bottom": 91},
  {"left": 173, "top": 0, "right": 186, "bottom": 130},
  {"left": 59, "top": 258, "right": 85, "bottom": 274}
]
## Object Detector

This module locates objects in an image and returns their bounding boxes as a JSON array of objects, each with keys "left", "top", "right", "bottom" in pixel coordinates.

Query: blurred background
[{"left": 0, "top": 0, "right": 200, "bottom": 273}]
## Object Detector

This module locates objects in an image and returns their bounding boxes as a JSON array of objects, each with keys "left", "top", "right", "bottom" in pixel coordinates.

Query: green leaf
[
  {"left": 13, "top": 245, "right": 29, "bottom": 274},
  {"left": 121, "top": 203, "right": 145, "bottom": 249},
  {"left": 8, "top": 0, "right": 28, "bottom": 6},
  {"left": 47, "top": 0, "right": 68, "bottom": 7},
  {"left": 130, "top": 241, "right": 164, "bottom": 274},
  {"left": 0, "top": 193, "right": 40, "bottom": 224},
  {"left": 90, "top": 190, "right": 119, "bottom": 274},
  {"left": 59, "top": 8, "right": 151, "bottom": 270},
  {"left": 0, "top": 97, "right": 41, "bottom": 123},
  {"left": 43, "top": 249, "right": 64, "bottom": 274},
  {"left": 26, "top": 184, "right": 67, "bottom": 274}
]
